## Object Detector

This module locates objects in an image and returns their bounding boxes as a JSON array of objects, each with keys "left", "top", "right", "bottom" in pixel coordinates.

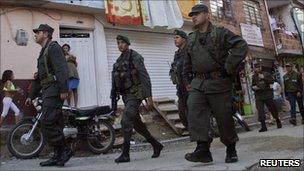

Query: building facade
[
  {"left": 267, "top": 0, "right": 304, "bottom": 84},
  {"left": 200, "top": 0, "right": 277, "bottom": 115},
  {"left": 1, "top": 0, "right": 295, "bottom": 124}
]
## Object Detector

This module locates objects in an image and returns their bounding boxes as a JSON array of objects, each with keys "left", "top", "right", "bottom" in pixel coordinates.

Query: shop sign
[{"left": 240, "top": 23, "right": 264, "bottom": 47}]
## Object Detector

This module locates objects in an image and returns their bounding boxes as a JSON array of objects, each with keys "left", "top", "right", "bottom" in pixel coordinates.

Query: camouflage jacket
[
  {"left": 29, "top": 40, "right": 68, "bottom": 100},
  {"left": 170, "top": 45, "right": 188, "bottom": 96},
  {"left": 252, "top": 71, "right": 274, "bottom": 100},
  {"left": 183, "top": 22, "right": 248, "bottom": 94},
  {"left": 284, "top": 71, "right": 303, "bottom": 93},
  {"left": 112, "top": 49, "right": 152, "bottom": 100}
]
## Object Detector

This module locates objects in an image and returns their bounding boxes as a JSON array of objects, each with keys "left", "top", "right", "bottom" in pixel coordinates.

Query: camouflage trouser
[
  {"left": 178, "top": 92, "right": 188, "bottom": 129},
  {"left": 121, "top": 94, "right": 153, "bottom": 142},
  {"left": 41, "top": 97, "right": 65, "bottom": 146},
  {"left": 187, "top": 89, "right": 239, "bottom": 146},
  {"left": 255, "top": 98, "right": 279, "bottom": 122}
]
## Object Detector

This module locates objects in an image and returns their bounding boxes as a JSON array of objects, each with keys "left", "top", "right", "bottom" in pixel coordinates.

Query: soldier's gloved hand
[
  {"left": 25, "top": 98, "right": 32, "bottom": 106},
  {"left": 60, "top": 93, "right": 69, "bottom": 100}
]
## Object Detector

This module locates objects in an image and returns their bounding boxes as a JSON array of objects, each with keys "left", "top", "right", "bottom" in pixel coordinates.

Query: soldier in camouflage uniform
[
  {"left": 252, "top": 63, "right": 282, "bottom": 132},
  {"left": 25, "top": 24, "right": 73, "bottom": 167},
  {"left": 112, "top": 35, "right": 163, "bottom": 163},
  {"left": 283, "top": 63, "right": 304, "bottom": 125},
  {"left": 183, "top": 4, "right": 248, "bottom": 163},
  {"left": 169, "top": 29, "right": 189, "bottom": 129}
]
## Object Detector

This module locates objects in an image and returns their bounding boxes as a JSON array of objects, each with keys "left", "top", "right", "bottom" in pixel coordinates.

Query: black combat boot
[
  {"left": 147, "top": 137, "right": 164, "bottom": 158},
  {"left": 276, "top": 119, "right": 282, "bottom": 129},
  {"left": 289, "top": 118, "right": 297, "bottom": 126},
  {"left": 259, "top": 120, "right": 267, "bottom": 132},
  {"left": 56, "top": 139, "right": 74, "bottom": 167},
  {"left": 193, "top": 141, "right": 201, "bottom": 152},
  {"left": 115, "top": 131, "right": 132, "bottom": 163},
  {"left": 225, "top": 143, "right": 238, "bottom": 163},
  {"left": 185, "top": 141, "right": 213, "bottom": 163},
  {"left": 115, "top": 142, "right": 130, "bottom": 163},
  {"left": 40, "top": 145, "right": 61, "bottom": 166}
]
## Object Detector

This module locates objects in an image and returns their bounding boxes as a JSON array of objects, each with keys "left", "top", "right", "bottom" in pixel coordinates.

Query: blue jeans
[{"left": 285, "top": 92, "right": 304, "bottom": 119}]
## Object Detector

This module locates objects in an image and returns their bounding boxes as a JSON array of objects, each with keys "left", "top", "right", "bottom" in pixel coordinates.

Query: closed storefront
[{"left": 105, "top": 29, "right": 178, "bottom": 100}]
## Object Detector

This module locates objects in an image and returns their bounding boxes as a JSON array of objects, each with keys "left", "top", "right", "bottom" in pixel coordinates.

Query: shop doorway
[{"left": 60, "top": 28, "right": 98, "bottom": 107}]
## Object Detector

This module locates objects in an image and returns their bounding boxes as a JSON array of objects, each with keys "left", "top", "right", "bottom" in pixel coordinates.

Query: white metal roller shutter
[{"left": 105, "top": 29, "right": 177, "bottom": 100}]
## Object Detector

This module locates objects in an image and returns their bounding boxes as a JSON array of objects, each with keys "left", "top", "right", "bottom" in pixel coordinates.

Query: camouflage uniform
[
  {"left": 183, "top": 10, "right": 247, "bottom": 162},
  {"left": 183, "top": 23, "right": 247, "bottom": 145},
  {"left": 112, "top": 35, "right": 163, "bottom": 163},
  {"left": 283, "top": 69, "right": 304, "bottom": 124},
  {"left": 29, "top": 40, "right": 68, "bottom": 146},
  {"left": 170, "top": 45, "right": 189, "bottom": 128},
  {"left": 251, "top": 69, "right": 282, "bottom": 132}
]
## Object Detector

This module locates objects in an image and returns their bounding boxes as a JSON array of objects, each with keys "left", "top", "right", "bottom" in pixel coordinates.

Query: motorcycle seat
[{"left": 77, "top": 106, "right": 112, "bottom": 116}]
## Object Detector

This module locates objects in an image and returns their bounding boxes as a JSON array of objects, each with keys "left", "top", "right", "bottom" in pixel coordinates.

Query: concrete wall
[
  {"left": 0, "top": 6, "right": 110, "bottom": 124},
  {"left": 0, "top": 6, "right": 95, "bottom": 79}
]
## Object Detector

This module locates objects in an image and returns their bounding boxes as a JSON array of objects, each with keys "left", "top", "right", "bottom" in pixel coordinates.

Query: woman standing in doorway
[{"left": 62, "top": 44, "right": 79, "bottom": 107}]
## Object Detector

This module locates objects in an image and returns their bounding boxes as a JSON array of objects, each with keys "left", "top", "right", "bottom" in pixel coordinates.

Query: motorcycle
[
  {"left": 210, "top": 96, "right": 250, "bottom": 138},
  {"left": 210, "top": 111, "right": 250, "bottom": 138},
  {"left": 7, "top": 97, "right": 116, "bottom": 159}
]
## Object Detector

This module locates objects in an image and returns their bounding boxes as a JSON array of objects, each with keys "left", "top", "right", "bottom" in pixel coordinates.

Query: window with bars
[
  {"left": 243, "top": 0, "right": 263, "bottom": 27},
  {"left": 206, "top": 0, "right": 234, "bottom": 20},
  {"left": 210, "top": 0, "right": 224, "bottom": 19}
]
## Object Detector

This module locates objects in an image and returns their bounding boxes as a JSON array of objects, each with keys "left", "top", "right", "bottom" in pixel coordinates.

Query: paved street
[{"left": 1, "top": 123, "right": 303, "bottom": 170}]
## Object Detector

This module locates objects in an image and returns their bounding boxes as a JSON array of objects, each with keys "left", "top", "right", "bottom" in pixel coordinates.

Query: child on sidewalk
[{"left": 0, "top": 70, "right": 23, "bottom": 127}]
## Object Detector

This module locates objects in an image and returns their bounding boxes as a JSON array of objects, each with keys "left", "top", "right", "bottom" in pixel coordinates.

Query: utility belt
[
  {"left": 41, "top": 74, "right": 57, "bottom": 87},
  {"left": 194, "top": 70, "right": 228, "bottom": 80},
  {"left": 118, "top": 88, "right": 131, "bottom": 95},
  {"left": 117, "top": 84, "right": 142, "bottom": 99}
]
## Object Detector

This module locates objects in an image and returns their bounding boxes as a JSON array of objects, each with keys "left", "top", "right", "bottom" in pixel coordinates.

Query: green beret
[
  {"left": 116, "top": 35, "right": 130, "bottom": 45},
  {"left": 173, "top": 30, "right": 188, "bottom": 39}
]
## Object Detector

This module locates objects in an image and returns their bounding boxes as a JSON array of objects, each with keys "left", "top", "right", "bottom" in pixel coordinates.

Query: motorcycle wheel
[
  {"left": 87, "top": 120, "right": 115, "bottom": 154},
  {"left": 7, "top": 119, "right": 45, "bottom": 159},
  {"left": 237, "top": 118, "right": 251, "bottom": 131}
]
